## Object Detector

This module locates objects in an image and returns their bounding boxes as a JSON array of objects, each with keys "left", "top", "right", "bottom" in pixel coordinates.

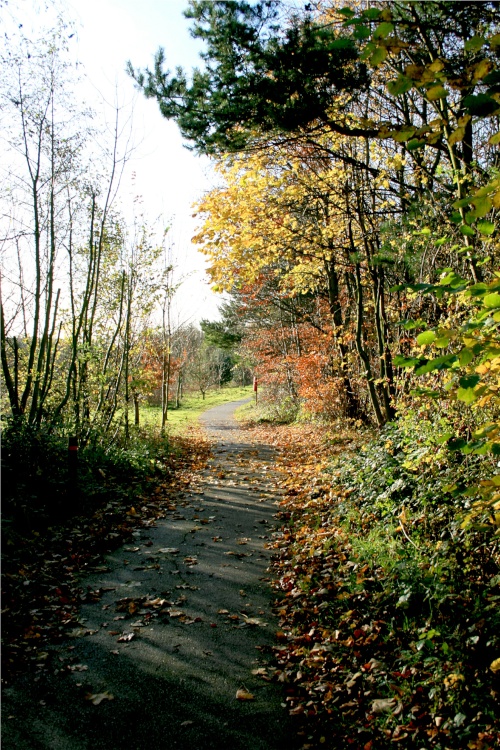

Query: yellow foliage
[{"left": 193, "top": 134, "right": 400, "bottom": 296}]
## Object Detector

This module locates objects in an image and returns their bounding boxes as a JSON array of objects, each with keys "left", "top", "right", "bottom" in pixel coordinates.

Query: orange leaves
[{"left": 235, "top": 688, "right": 255, "bottom": 701}]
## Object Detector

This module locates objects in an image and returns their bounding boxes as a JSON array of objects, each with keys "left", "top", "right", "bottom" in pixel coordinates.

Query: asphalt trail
[{"left": 2, "top": 400, "right": 298, "bottom": 750}]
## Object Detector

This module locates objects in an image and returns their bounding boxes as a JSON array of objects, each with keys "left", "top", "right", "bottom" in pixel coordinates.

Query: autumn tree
[
  {"left": 132, "top": 0, "right": 498, "bottom": 443},
  {"left": 193, "top": 139, "right": 404, "bottom": 423},
  {"left": 130, "top": 0, "right": 498, "bottom": 262}
]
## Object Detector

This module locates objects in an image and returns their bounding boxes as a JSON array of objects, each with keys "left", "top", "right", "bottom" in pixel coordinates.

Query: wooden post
[{"left": 253, "top": 376, "right": 258, "bottom": 406}]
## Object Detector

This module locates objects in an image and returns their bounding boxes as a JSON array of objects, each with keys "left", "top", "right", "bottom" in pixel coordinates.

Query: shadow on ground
[{"left": 2, "top": 400, "right": 299, "bottom": 750}]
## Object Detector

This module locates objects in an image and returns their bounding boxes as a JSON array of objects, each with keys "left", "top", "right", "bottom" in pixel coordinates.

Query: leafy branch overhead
[
  {"left": 128, "top": 1, "right": 500, "bottom": 157},
  {"left": 127, "top": 0, "right": 370, "bottom": 153},
  {"left": 132, "top": 0, "right": 499, "bottom": 530}
]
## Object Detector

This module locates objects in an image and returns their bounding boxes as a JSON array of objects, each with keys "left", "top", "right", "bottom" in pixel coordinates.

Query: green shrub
[{"left": 1, "top": 419, "right": 172, "bottom": 529}]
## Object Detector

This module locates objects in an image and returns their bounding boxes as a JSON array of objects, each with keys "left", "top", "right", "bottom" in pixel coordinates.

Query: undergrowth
[
  {"left": 263, "top": 414, "right": 500, "bottom": 750},
  {"left": 1, "top": 420, "right": 173, "bottom": 530}
]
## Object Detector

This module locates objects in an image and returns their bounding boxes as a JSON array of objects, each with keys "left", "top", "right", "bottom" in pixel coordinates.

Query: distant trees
[{"left": 0, "top": 14, "right": 173, "bottom": 443}]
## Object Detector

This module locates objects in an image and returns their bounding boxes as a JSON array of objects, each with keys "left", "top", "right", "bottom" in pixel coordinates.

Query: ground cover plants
[
  {"left": 1, "top": 422, "right": 211, "bottom": 684},
  {"left": 245, "top": 418, "right": 499, "bottom": 749}
]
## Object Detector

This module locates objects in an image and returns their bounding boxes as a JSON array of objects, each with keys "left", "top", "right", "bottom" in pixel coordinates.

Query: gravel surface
[{"left": 2, "top": 400, "right": 298, "bottom": 750}]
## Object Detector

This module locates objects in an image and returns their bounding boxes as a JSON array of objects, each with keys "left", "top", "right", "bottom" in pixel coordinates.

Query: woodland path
[{"left": 2, "top": 400, "right": 298, "bottom": 750}]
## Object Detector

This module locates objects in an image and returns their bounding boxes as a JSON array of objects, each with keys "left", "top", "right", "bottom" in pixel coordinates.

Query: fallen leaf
[
  {"left": 236, "top": 688, "right": 255, "bottom": 701},
  {"left": 241, "top": 617, "right": 262, "bottom": 626},
  {"left": 117, "top": 632, "right": 135, "bottom": 642},
  {"left": 167, "top": 609, "right": 184, "bottom": 618},
  {"left": 371, "top": 698, "right": 396, "bottom": 714},
  {"left": 490, "top": 657, "right": 500, "bottom": 673},
  {"left": 85, "top": 691, "right": 114, "bottom": 705}
]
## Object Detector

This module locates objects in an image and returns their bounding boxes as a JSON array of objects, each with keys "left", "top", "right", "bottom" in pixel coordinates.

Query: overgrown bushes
[
  {"left": 1, "top": 417, "right": 171, "bottom": 531},
  {"left": 269, "top": 415, "right": 499, "bottom": 748}
]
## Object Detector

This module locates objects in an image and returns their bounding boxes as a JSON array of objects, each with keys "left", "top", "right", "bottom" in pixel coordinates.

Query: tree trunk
[
  {"left": 324, "top": 259, "right": 362, "bottom": 419},
  {"left": 134, "top": 391, "right": 140, "bottom": 426},
  {"left": 354, "top": 263, "right": 385, "bottom": 428}
]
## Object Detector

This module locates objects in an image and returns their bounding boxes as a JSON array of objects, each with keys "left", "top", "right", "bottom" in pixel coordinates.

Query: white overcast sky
[{"left": 18, "top": 0, "right": 224, "bottom": 324}]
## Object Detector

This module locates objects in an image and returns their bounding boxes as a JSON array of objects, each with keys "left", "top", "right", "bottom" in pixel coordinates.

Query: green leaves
[
  {"left": 426, "top": 84, "right": 447, "bottom": 101},
  {"left": 448, "top": 178, "right": 498, "bottom": 238},
  {"left": 387, "top": 75, "right": 413, "bottom": 96},
  {"left": 370, "top": 46, "right": 387, "bottom": 67},
  {"left": 476, "top": 220, "right": 495, "bottom": 236},
  {"left": 483, "top": 292, "right": 500, "bottom": 308},
  {"left": 416, "top": 331, "right": 436, "bottom": 347},
  {"left": 464, "top": 34, "right": 486, "bottom": 52},
  {"left": 462, "top": 93, "right": 500, "bottom": 117},
  {"left": 392, "top": 274, "right": 500, "bottom": 505},
  {"left": 394, "top": 355, "right": 422, "bottom": 368},
  {"left": 372, "top": 22, "right": 394, "bottom": 40},
  {"left": 457, "top": 388, "right": 478, "bottom": 404},
  {"left": 414, "top": 354, "right": 457, "bottom": 375}
]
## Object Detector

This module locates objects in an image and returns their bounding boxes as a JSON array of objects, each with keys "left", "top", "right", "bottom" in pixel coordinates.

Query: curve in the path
[{"left": 2, "top": 400, "right": 298, "bottom": 750}]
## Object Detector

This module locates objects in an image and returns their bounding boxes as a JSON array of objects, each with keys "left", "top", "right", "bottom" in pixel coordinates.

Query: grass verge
[{"left": 139, "top": 385, "right": 252, "bottom": 433}]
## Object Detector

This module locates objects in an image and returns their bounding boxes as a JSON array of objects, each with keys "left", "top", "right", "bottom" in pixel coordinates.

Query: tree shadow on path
[{"left": 2, "top": 400, "right": 299, "bottom": 750}]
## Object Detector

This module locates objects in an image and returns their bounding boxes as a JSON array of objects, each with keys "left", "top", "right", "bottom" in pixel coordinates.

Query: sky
[{"left": 63, "top": 0, "right": 223, "bottom": 325}]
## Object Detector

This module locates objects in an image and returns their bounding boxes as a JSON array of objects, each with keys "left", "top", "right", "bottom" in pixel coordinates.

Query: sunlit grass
[
  {"left": 233, "top": 396, "right": 258, "bottom": 421},
  {"left": 139, "top": 385, "right": 252, "bottom": 433}
]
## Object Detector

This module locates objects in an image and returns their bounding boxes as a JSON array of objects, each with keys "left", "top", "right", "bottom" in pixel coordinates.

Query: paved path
[{"left": 2, "top": 400, "right": 297, "bottom": 750}]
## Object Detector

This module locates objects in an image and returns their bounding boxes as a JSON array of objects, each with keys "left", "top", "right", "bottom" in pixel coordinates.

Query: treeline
[
  {"left": 0, "top": 12, "right": 248, "bottom": 527},
  {"left": 132, "top": 0, "right": 499, "bottom": 531}
]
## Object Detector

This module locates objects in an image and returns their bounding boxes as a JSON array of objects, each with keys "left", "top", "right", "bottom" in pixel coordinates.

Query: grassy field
[{"left": 139, "top": 385, "right": 252, "bottom": 433}]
